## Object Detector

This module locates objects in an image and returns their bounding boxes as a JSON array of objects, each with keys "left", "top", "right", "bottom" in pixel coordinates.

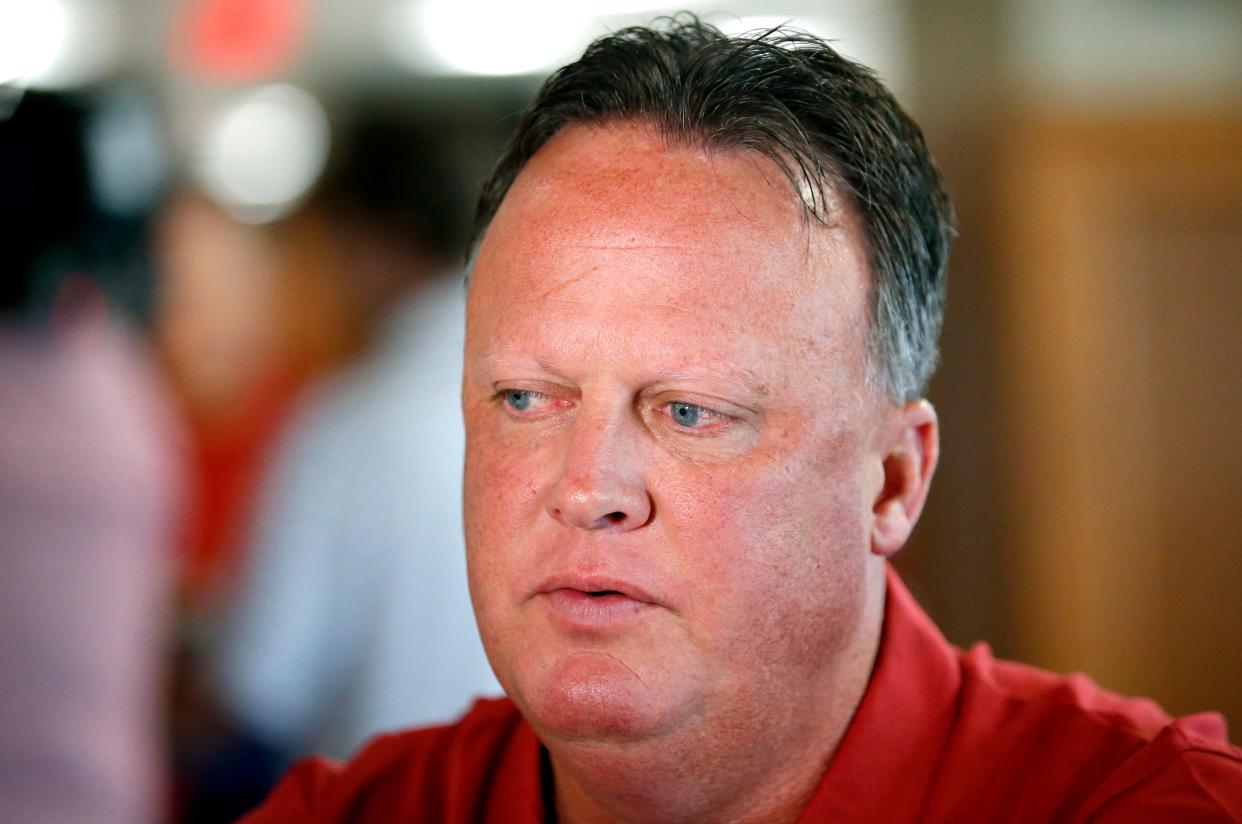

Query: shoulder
[
  {"left": 956, "top": 644, "right": 1176, "bottom": 748},
  {"left": 937, "top": 644, "right": 1242, "bottom": 821},
  {"left": 239, "top": 697, "right": 540, "bottom": 823},
  {"left": 1073, "top": 714, "right": 1242, "bottom": 822}
]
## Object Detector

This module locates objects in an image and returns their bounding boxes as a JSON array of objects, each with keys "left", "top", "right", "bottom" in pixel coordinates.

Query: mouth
[
  {"left": 535, "top": 574, "right": 659, "bottom": 605},
  {"left": 535, "top": 575, "right": 661, "bottom": 632}
]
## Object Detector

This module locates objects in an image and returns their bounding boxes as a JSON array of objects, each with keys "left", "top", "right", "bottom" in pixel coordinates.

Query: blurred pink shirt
[{"left": 0, "top": 312, "right": 179, "bottom": 824}]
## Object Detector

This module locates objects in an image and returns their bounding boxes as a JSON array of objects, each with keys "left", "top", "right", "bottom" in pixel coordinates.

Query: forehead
[
  {"left": 469, "top": 122, "right": 871, "bottom": 382},
  {"left": 501, "top": 123, "right": 800, "bottom": 240}
]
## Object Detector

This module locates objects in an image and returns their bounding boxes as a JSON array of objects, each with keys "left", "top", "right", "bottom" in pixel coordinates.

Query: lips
[
  {"left": 535, "top": 573, "right": 662, "bottom": 632},
  {"left": 536, "top": 573, "right": 660, "bottom": 605}
]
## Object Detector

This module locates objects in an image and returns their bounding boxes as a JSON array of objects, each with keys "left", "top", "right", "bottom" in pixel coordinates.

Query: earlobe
[{"left": 871, "top": 400, "right": 939, "bottom": 557}]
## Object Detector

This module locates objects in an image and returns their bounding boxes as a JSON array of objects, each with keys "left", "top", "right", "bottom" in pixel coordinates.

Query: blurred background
[{"left": 0, "top": 0, "right": 1238, "bottom": 821}]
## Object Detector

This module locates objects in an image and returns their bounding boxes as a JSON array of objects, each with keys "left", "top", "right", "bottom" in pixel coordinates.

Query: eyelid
[
  {"left": 650, "top": 400, "right": 735, "bottom": 438},
  {"left": 491, "top": 381, "right": 575, "bottom": 418},
  {"left": 646, "top": 389, "right": 754, "bottom": 421},
  {"left": 491, "top": 378, "right": 574, "bottom": 395}
]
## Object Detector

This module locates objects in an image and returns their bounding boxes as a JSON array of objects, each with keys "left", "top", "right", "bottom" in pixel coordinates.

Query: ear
[{"left": 870, "top": 399, "right": 939, "bottom": 557}]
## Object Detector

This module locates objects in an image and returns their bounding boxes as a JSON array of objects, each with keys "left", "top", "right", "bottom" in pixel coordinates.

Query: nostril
[{"left": 546, "top": 484, "right": 652, "bottom": 531}]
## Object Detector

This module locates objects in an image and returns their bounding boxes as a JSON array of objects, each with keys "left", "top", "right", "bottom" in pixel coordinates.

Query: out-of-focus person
[
  {"left": 154, "top": 188, "right": 321, "bottom": 822},
  {"left": 0, "top": 90, "right": 178, "bottom": 824},
  {"left": 210, "top": 112, "right": 500, "bottom": 769},
  {"left": 154, "top": 190, "right": 315, "bottom": 609}
]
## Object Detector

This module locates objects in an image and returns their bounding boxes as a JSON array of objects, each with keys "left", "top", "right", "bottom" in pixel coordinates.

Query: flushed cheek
[
  {"left": 464, "top": 438, "right": 554, "bottom": 699},
  {"left": 660, "top": 452, "right": 870, "bottom": 662},
  {"left": 463, "top": 429, "right": 546, "bottom": 618},
  {"left": 465, "top": 437, "right": 539, "bottom": 526}
]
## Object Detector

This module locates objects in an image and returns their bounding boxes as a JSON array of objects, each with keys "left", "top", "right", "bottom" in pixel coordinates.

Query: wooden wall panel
[{"left": 995, "top": 112, "right": 1242, "bottom": 728}]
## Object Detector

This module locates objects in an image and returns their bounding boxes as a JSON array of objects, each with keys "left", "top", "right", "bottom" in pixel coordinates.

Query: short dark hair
[{"left": 472, "top": 14, "right": 955, "bottom": 402}]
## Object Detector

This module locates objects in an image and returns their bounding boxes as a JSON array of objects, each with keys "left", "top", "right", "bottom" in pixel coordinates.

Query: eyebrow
[
  {"left": 656, "top": 365, "right": 770, "bottom": 398},
  {"left": 478, "top": 348, "right": 770, "bottom": 399}
]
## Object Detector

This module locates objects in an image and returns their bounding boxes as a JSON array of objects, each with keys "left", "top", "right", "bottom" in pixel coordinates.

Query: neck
[{"left": 546, "top": 564, "right": 888, "bottom": 824}]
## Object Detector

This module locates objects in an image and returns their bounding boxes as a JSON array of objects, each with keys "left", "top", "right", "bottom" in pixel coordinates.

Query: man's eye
[
  {"left": 502, "top": 389, "right": 541, "bottom": 412},
  {"left": 668, "top": 402, "right": 709, "bottom": 428}
]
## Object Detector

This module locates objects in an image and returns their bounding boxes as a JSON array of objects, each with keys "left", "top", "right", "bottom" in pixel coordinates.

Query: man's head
[{"left": 461, "top": 16, "right": 951, "bottom": 818}]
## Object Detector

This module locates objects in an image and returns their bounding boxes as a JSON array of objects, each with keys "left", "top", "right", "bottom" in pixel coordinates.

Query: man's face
[{"left": 463, "top": 122, "right": 889, "bottom": 751}]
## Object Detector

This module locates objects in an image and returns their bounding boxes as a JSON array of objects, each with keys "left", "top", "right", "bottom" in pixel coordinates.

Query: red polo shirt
[{"left": 241, "top": 569, "right": 1242, "bottom": 822}]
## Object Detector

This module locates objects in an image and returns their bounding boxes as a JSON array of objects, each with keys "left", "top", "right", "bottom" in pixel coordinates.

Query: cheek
[
  {"left": 663, "top": 445, "right": 868, "bottom": 567},
  {"left": 463, "top": 420, "right": 543, "bottom": 616},
  {"left": 657, "top": 442, "right": 872, "bottom": 665},
  {"left": 463, "top": 399, "right": 554, "bottom": 519},
  {"left": 464, "top": 429, "right": 537, "bottom": 531}
]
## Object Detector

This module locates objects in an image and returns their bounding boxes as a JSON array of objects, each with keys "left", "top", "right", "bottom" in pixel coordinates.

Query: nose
[{"left": 546, "top": 410, "right": 653, "bottom": 532}]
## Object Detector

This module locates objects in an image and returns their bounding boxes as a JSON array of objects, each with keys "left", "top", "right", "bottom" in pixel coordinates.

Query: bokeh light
[
  {"left": 193, "top": 84, "right": 330, "bottom": 224},
  {"left": 381, "top": 0, "right": 591, "bottom": 77},
  {"left": 0, "top": 0, "right": 119, "bottom": 90}
]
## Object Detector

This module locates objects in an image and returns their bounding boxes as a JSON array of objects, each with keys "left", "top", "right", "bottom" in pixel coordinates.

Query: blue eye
[
  {"left": 669, "top": 402, "right": 704, "bottom": 427},
  {"left": 504, "top": 389, "right": 534, "bottom": 411}
]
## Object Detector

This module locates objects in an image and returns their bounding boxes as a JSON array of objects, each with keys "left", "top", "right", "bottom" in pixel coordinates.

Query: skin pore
[{"left": 462, "top": 121, "right": 938, "bottom": 823}]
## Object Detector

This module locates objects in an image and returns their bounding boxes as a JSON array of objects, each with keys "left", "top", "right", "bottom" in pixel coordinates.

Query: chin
[{"left": 520, "top": 649, "right": 687, "bottom": 744}]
